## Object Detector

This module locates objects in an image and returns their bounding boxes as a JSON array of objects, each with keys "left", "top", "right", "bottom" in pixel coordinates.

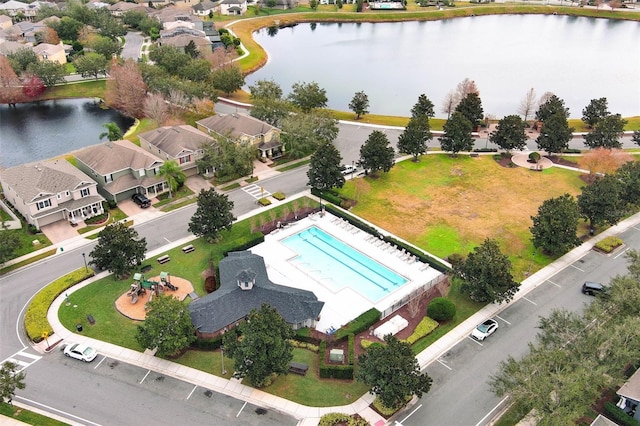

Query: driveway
[
  {"left": 117, "top": 198, "right": 156, "bottom": 218},
  {"left": 185, "top": 175, "right": 213, "bottom": 194},
  {"left": 41, "top": 221, "right": 80, "bottom": 245}
]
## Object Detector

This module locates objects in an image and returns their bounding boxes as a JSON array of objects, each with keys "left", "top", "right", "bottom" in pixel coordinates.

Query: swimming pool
[{"left": 281, "top": 226, "right": 407, "bottom": 302}]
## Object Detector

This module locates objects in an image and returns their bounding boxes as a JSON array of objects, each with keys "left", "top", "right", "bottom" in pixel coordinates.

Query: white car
[
  {"left": 341, "top": 164, "right": 356, "bottom": 175},
  {"left": 64, "top": 343, "right": 98, "bottom": 362},
  {"left": 471, "top": 319, "right": 499, "bottom": 341}
]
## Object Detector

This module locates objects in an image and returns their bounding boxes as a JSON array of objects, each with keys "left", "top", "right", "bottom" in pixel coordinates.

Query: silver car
[{"left": 471, "top": 319, "right": 499, "bottom": 341}]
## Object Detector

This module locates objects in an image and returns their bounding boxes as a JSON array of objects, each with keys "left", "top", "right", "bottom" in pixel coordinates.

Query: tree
[
  {"left": 7, "top": 48, "right": 38, "bottom": 73},
  {"left": 439, "top": 112, "right": 474, "bottom": 156},
  {"left": 158, "top": 160, "right": 186, "bottom": 199},
  {"left": 530, "top": 194, "right": 581, "bottom": 256},
  {"left": 149, "top": 45, "right": 191, "bottom": 74},
  {"left": 136, "top": 295, "right": 196, "bottom": 357},
  {"left": 411, "top": 93, "right": 435, "bottom": 119},
  {"left": 441, "top": 90, "right": 457, "bottom": 120},
  {"left": 633, "top": 130, "right": 640, "bottom": 147},
  {"left": 517, "top": 87, "right": 536, "bottom": 123},
  {"left": 73, "top": 52, "right": 108, "bottom": 79},
  {"left": 249, "top": 79, "right": 283, "bottom": 101},
  {"left": 583, "top": 114, "right": 627, "bottom": 149},
  {"left": 188, "top": 189, "right": 235, "bottom": 243},
  {"left": 211, "top": 64, "right": 245, "bottom": 96},
  {"left": 356, "top": 335, "right": 432, "bottom": 409},
  {"left": 198, "top": 136, "right": 254, "bottom": 179},
  {"left": 184, "top": 40, "right": 199, "bottom": 59},
  {"left": 0, "top": 229, "right": 20, "bottom": 265},
  {"left": 143, "top": 93, "right": 169, "bottom": 125},
  {"left": 581, "top": 97, "right": 609, "bottom": 129},
  {"left": 397, "top": 115, "right": 431, "bottom": 161},
  {"left": 26, "top": 60, "right": 67, "bottom": 87},
  {"left": 535, "top": 113, "right": 573, "bottom": 155},
  {"left": 89, "top": 222, "right": 147, "bottom": 278},
  {"left": 177, "top": 59, "right": 212, "bottom": 83},
  {"left": 250, "top": 97, "right": 292, "bottom": 128},
  {"left": 359, "top": 130, "right": 395, "bottom": 176},
  {"left": 348, "top": 90, "right": 369, "bottom": 119},
  {"left": 35, "top": 27, "right": 60, "bottom": 45},
  {"left": 577, "top": 175, "right": 624, "bottom": 229},
  {"left": 454, "top": 239, "right": 519, "bottom": 304},
  {"left": 616, "top": 160, "right": 640, "bottom": 207},
  {"left": 454, "top": 92, "right": 484, "bottom": 129},
  {"left": 535, "top": 94, "right": 569, "bottom": 122},
  {"left": 280, "top": 110, "right": 338, "bottom": 159},
  {"left": 307, "top": 142, "right": 345, "bottom": 192},
  {"left": 105, "top": 59, "right": 147, "bottom": 118},
  {"left": 0, "top": 56, "right": 24, "bottom": 105},
  {"left": 21, "top": 74, "right": 46, "bottom": 99},
  {"left": 455, "top": 77, "right": 479, "bottom": 100},
  {"left": 0, "top": 361, "right": 26, "bottom": 405},
  {"left": 99, "top": 122, "right": 123, "bottom": 141},
  {"left": 287, "top": 81, "right": 328, "bottom": 112},
  {"left": 427, "top": 297, "right": 456, "bottom": 321},
  {"left": 489, "top": 115, "right": 528, "bottom": 152},
  {"left": 577, "top": 148, "right": 633, "bottom": 177},
  {"left": 222, "top": 304, "right": 294, "bottom": 388},
  {"left": 89, "top": 35, "right": 122, "bottom": 60},
  {"left": 49, "top": 16, "right": 83, "bottom": 41}
]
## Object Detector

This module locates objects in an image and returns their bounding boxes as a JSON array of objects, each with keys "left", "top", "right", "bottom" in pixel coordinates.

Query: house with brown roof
[
  {"left": 32, "top": 41, "right": 67, "bottom": 64},
  {"left": 74, "top": 140, "right": 168, "bottom": 204},
  {"left": 107, "top": 1, "right": 147, "bottom": 16},
  {"left": 189, "top": 251, "right": 324, "bottom": 338},
  {"left": 138, "top": 125, "right": 215, "bottom": 176},
  {"left": 158, "top": 33, "right": 212, "bottom": 54},
  {"left": 0, "top": 159, "right": 105, "bottom": 229},
  {"left": 196, "top": 113, "right": 284, "bottom": 160}
]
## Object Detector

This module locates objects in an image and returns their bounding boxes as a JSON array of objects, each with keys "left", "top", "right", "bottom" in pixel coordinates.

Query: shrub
[
  {"left": 404, "top": 317, "right": 439, "bottom": 345},
  {"left": 604, "top": 402, "right": 639, "bottom": 426},
  {"left": 191, "top": 335, "right": 223, "bottom": 350},
  {"left": 257, "top": 197, "right": 271, "bottom": 206},
  {"left": 222, "top": 232, "right": 264, "bottom": 255},
  {"left": 360, "top": 339, "right": 376, "bottom": 349},
  {"left": 427, "top": 297, "right": 456, "bottom": 321},
  {"left": 334, "top": 308, "right": 380, "bottom": 340},
  {"left": 272, "top": 192, "right": 286, "bottom": 201},
  {"left": 528, "top": 152, "right": 541, "bottom": 162},
  {"left": 289, "top": 339, "right": 320, "bottom": 353},
  {"left": 319, "top": 413, "right": 370, "bottom": 426},
  {"left": 372, "top": 396, "right": 411, "bottom": 417},
  {"left": 318, "top": 340, "right": 354, "bottom": 379},
  {"left": 595, "top": 236, "right": 624, "bottom": 253}
]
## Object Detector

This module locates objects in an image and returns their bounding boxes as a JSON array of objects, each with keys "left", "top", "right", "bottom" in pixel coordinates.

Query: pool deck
[{"left": 250, "top": 212, "right": 444, "bottom": 333}]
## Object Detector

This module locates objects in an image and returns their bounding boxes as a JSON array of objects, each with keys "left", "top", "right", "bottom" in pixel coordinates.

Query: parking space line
[
  {"left": 186, "top": 385, "right": 197, "bottom": 400},
  {"left": 396, "top": 404, "right": 422, "bottom": 425},
  {"left": 468, "top": 337, "right": 483, "bottom": 346},
  {"left": 522, "top": 296, "right": 537, "bottom": 305},
  {"left": 495, "top": 315, "right": 511, "bottom": 325},
  {"left": 633, "top": 226, "right": 640, "bottom": 231},
  {"left": 546, "top": 280, "right": 561, "bottom": 288},
  {"left": 570, "top": 264, "right": 584, "bottom": 272},
  {"left": 164, "top": 237, "right": 171, "bottom": 243},
  {"left": 236, "top": 401, "right": 247, "bottom": 418},
  {"left": 16, "top": 396, "right": 102, "bottom": 426},
  {"left": 475, "top": 395, "right": 509, "bottom": 426},
  {"left": 437, "top": 359, "right": 452, "bottom": 370},
  {"left": 614, "top": 247, "right": 630, "bottom": 259},
  {"left": 94, "top": 355, "right": 106, "bottom": 369},
  {"left": 139, "top": 370, "right": 150, "bottom": 384}
]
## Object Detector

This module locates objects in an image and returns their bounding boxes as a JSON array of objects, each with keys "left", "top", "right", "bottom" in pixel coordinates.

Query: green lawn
[{"left": 0, "top": 403, "right": 68, "bottom": 426}]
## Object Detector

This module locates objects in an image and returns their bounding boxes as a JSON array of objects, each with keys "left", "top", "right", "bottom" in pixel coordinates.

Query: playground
[{"left": 115, "top": 272, "right": 194, "bottom": 321}]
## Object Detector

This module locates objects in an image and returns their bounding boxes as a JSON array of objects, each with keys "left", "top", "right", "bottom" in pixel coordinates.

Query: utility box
[{"left": 329, "top": 349, "right": 344, "bottom": 363}]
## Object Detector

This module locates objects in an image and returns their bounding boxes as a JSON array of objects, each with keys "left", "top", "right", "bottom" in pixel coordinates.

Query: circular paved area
[
  {"left": 115, "top": 275, "right": 194, "bottom": 321},
  {"left": 510, "top": 152, "right": 554, "bottom": 170}
]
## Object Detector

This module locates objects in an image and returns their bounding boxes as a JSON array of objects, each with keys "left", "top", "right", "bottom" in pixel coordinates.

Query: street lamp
[
  {"left": 351, "top": 160, "right": 355, "bottom": 180},
  {"left": 221, "top": 345, "right": 227, "bottom": 375},
  {"left": 82, "top": 252, "right": 88, "bottom": 273}
]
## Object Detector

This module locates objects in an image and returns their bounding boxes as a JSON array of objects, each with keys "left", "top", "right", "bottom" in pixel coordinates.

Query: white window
[
  {"left": 140, "top": 169, "right": 146, "bottom": 177},
  {"left": 105, "top": 174, "right": 113, "bottom": 183},
  {"left": 80, "top": 188, "right": 90, "bottom": 197},
  {"left": 57, "top": 193, "right": 61, "bottom": 199},
  {"left": 179, "top": 155, "right": 192, "bottom": 165},
  {"left": 65, "top": 190, "right": 70, "bottom": 197},
  {"left": 36, "top": 199, "right": 51, "bottom": 210}
]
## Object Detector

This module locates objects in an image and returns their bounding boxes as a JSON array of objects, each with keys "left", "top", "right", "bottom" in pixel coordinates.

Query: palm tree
[
  {"left": 158, "top": 160, "right": 186, "bottom": 199},
  {"left": 99, "top": 122, "right": 123, "bottom": 141}
]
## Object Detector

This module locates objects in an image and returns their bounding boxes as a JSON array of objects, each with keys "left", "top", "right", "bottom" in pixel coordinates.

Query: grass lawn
[
  {"left": 8, "top": 227, "right": 52, "bottom": 258},
  {"left": 337, "top": 154, "right": 586, "bottom": 278},
  {"left": 39, "top": 80, "right": 106, "bottom": 100},
  {"left": 0, "top": 403, "right": 67, "bottom": 426},
  {"left": 78, "top": 208, "right": 127, "bottom": 235}
]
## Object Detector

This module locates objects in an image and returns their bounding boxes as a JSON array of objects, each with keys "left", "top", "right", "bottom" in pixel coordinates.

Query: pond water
[
  {"left": 0, "top": 98, "right": 134, "bottom": 168},
  {"left": 246, "top": 15, "right": 640, "bottom": 118}
]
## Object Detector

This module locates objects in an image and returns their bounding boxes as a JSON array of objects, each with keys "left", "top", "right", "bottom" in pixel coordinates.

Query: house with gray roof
[
  {"left": 138, "top": 125, "right": 215, "bottom": 176},
  {"left": 0, "top": 159, "right": 105, "bottom": 229},
  {"left": 192, "top": 0, "right": 217, "bottom": 16},
  {"left": 219, "top": 0, "right": 246, "bottom": 15},
  {"left": 616, "top": 368, "right": 640, "bottom": 422},
  {"left": 196, "top": 113, "right": 283, "bottom": 160},
  {"left": 74, "top": 140, "right": 168, "bottom": 204},
  {"left": 189, "top": 251, "right": 324, "bottom": 338}
]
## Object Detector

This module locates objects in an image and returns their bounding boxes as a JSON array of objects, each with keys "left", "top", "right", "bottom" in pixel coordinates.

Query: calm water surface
[
  {"left": 246, "top": 15, "right": 640, "bottom": 118},
  {"left": 0, "top": 98, "right": 134, "bottom": 168}
]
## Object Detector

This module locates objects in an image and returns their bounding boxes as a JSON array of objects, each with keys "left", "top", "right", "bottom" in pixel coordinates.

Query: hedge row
[
  {"left": 25, "top": 268, "right": 95, "bottom": 343},
  {"left": 294, "top": 327, "right": 322, "bottom": 345},
  {"left": 222, "top": 232, "right": 265, "bottom": 256},
  {"left": 604, "top": 402, "right": 640, "bottom": 426},
  {"left": 323, "top": 203, "right": 380, "bottom": 236},
  {"left": 319, "top": 339, "right": 354, "bottom": 380},
  {"left": 191, "top": 335, "right": 223, "bottom": 350},
  {"left": 334, "top": 308, "right": 381, "bottom": 340},
  {"left": 383, "top": 235, "right": 450, "bottom": 273},
  {"left": 319, "top": 413, "right": 370, "bottom": 426},
  {"left": 403, "top": 317, "right": 439, "bottom": 345}
]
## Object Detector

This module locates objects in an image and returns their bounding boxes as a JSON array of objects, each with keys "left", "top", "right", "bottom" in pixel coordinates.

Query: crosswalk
[
  {"left": 243, "top": 184, "right": 271, "bottom": 199},
  {"left": 2, "top": 349, "right": 42, "bottom": 372}
]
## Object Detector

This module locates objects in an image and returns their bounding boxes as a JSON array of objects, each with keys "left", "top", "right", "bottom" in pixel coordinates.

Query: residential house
[
  {"left": 139, "top": 125, "right": 215, "bottom": 176},
  {"left": 189, "top": 251, "right": 325, "bottom": 338},
  {"left": 0, "top": 159, "right": 105, "bottom": 229},
  {"left": 616, "top": 368, "right": 640, "bottom": 422},
  {"left": 32, "top": 41, "right": 67, "bottom": 64},
  {"left": 108, "top": 1, "right": 147, "bottom": 16},
  {"left": 259, "top": 0, "right": 298, "bottom": 9},
  {"left": 0, "top": 15, "right": 13, "bottom": 31},
  {"left": 158, "top": 33, "right": 212, "bottom": 53},
  {"left": 74, "top": 140, "right": 168, "bottom": 204},
  {"left": 0, "top": 39, "right": 31, "bottom": 55},
  {"left": 219, "top": 0, "right": 247, "bottom": 16},
  {"left": 0, "top": 0, "right": 54, "bottom": 21},
  {"left": 196, "top": 113, "right": 284, "bottom": 160},
  {"left": 192, "top": 0, "right": 217, "bottom": 16},
  {"left": 202, "top": 20, "right": 222, "bottom": 49}
]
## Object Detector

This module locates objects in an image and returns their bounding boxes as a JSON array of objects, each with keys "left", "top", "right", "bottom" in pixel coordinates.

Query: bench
[
  {"left": 182, "top": 245, "right": 195, "bottom": 254},
  {"left": 157, "top": 255, "right": 170, "bottom": 264},
  {"left": 288, "top": 362, "right": 309, "bottom": 376},
  {"left": 469, "top": 153, "right": 479, "bottom": 158}
]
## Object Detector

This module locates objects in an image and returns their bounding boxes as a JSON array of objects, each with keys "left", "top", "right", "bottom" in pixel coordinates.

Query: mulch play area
[{"left": 115, "top": 275, "right": 194, "bottom": 321}]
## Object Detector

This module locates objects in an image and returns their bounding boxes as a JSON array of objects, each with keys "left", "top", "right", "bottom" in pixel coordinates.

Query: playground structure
[{"left": 127, "top": 272, "right": 179, "bottom": 305}]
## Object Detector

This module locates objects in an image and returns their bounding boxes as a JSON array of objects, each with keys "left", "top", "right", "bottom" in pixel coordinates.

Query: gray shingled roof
[
  {"left": 75, "top": 140, "right": 164, "bottom": 175},
  {"left": 192, "top": 0, "right": 217, "bottom": 11},
  {"left": 196, "top": 113, "right": 279, "bottom": 140},
  {"left": 618, "top": 368, "right": 640, "bottom": 402},
  {"left": 139, "top": 125, "right": 214, "bottom": 157},
  {"left": 0, "top": 159, "right": 96, "bottom": 203},
  {"left": 189, "top": 251, "right": 324, "bottom": 334}
]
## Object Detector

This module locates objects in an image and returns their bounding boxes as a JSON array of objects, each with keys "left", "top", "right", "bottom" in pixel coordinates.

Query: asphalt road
[{"left": 121, "top": 32, "right": 144, "bottom": 61}]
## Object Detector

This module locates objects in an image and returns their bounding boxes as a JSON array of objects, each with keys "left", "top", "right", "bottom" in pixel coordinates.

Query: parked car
[
  {"left": 63, "top": 343, "right": 97, "bottom": 362},
  {"left": 341, "top": 164, "right": 356, "bottom": 175},
  {"left": 131, "top": 193, "right": 151, "bottom": 208},
  {"left": 581, "top": 281, "right": 607, "bottom": 296},
  {"left": 471, "top": 319, "right": 499, "bottom": 341}
]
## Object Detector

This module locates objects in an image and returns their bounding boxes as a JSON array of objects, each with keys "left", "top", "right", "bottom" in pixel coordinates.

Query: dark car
[
  {"left": 131, "top": 193, "right": 151, "bottom": 208},
  {"left": 581, "top": 281, "right": 606, "bottom": 296}
]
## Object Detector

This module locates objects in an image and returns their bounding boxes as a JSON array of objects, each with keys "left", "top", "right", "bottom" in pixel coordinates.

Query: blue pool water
[{"left": 282, "top": 226, "right": 407, "bottom": 302}]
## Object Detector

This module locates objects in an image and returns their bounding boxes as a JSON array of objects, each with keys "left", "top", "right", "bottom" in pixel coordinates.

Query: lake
[
  {"left": 246, "top": 15, "right": 640, "bottom": 118},
  {"left": 0, "top": 98, "right": 134, "bottom": 168}
]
